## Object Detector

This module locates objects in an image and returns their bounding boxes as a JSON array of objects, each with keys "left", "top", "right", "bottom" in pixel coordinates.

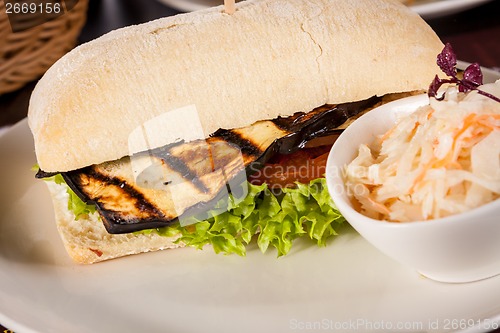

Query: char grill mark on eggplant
[
  {"left": 61, "top": 96, "right": 381, "bottom": 234},
  {"left": 152, "top": 149, "right": 211, "bottom": 193},
  {"left": 63, "top": 167, "right": 170, "bottom": 231},
  {"left": 212, "top": 128, "right": 263, "bottom": 158}
]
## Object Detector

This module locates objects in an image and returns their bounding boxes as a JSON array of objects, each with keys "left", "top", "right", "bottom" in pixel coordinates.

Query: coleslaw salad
[{"left": 344, "top": 81, "right": 500, "bottom": 222}]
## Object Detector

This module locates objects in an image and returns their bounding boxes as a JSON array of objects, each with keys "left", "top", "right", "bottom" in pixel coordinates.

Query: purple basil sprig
[{"left": 428, "top": 43, "right": 499, "bottom": 103}]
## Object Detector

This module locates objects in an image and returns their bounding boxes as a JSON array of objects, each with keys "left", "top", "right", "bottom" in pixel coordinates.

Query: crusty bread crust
[
  {"left": 46, "top": 181, "right": 183, "bottom": 264},
  {"left": 28, "top": 0, "right": 442, "bottom": 172}
]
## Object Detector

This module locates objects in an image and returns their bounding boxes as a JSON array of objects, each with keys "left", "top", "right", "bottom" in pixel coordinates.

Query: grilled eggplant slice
[{"left": 47, "top": 96, "right": 392, "bottom": 233}]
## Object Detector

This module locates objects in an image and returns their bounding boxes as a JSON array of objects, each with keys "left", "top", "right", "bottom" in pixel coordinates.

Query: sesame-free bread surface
[{"left": 28, "top": 0, "right": 442, "bottom": 172}]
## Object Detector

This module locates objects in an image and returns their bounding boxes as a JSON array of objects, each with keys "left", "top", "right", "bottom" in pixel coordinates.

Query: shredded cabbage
[{"left": 344, "top": 84, "right": 500, "bottom": 222}]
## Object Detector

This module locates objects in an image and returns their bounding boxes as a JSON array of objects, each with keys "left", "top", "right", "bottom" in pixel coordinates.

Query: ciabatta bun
[
  {"left": 47, "top": 181, "right": 183, "bottom": 264},
  {"left": 28, "top": 0, "right": 442, "bottom": 173}
]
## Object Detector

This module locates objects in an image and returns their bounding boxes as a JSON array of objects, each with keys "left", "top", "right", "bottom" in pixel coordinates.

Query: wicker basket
[{"left": 0, "top": 0, "right": 89, "bottom": 95}]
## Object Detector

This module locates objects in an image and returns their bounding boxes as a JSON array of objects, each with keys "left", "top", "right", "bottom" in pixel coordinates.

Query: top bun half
[{"left": 28, "top": 0, "right": 443, "bottom": 172}]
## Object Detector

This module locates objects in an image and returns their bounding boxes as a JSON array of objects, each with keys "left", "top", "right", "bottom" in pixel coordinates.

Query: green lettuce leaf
[
  {"left": 42, "top": 169, "right": 345, "bottom": 257},
  {"left": 172, "top": 178, "right": 345, "bottom": 257},
  {"left": 43, "top": 173, "right": 96, "bottom": 220}
]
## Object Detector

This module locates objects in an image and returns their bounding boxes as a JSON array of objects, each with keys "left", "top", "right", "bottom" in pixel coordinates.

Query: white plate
[
  {"left": 411, "top": 0, "right": 494, "bottom": 19},
  {"left": 155, "top": 0, "right": 494, "bottom": 18},
  {"left": 1, "top": 66, "right": 500, "bottom": 333}
]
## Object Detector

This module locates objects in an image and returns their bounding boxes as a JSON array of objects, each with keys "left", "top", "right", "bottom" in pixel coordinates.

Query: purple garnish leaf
[
  {"left": 428, "top": 76, "right": 457, "bottom": 100},
  {"left": 460, "top": 63, "right": 483, "bottom": 92},
  {"left": 436, "top": 43, "right": 457, "bottom": 77},
  {"left": 430, "top": 43, "right": 499, "bottom": 103},
  {"left": 428, "top": 75, "right": 442, "bottom": 99}
]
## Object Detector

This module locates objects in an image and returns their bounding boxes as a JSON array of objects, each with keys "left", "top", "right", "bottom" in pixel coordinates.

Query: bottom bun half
[{"left": 46, "top": 181, "right": 184, "bottom": 264}]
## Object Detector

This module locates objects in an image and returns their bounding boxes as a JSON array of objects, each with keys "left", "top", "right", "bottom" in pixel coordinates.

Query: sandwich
[{"left": 28, "top": 0, "right": 443, "bottom": 263}]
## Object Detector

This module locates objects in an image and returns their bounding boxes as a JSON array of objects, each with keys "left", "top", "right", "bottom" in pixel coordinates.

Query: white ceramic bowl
[{"left": 325, "top": 94, "right": 500, "bottom": 283}]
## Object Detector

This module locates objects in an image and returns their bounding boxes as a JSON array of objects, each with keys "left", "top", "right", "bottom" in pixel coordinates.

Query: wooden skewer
[{"left": 224, "top": 0, "right": 236, "bottom": 14}]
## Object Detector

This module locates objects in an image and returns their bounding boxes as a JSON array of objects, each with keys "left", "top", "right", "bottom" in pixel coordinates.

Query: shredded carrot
[
  {"left": 365, "top": 197, "right": 392, "bottom": 215},
  {"left": 380, "top": 125, "right": 397, "bottom": 142},
  {"left": 345, "top": 82, "right": 500, "bottom": 222}
]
